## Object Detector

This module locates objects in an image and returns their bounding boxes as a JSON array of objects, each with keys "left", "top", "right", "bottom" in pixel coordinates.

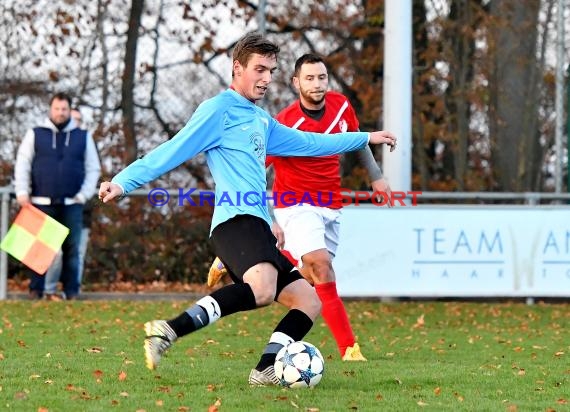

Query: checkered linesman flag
[{"left": 0, "top": 204, "right": 69, "bottom": 274}]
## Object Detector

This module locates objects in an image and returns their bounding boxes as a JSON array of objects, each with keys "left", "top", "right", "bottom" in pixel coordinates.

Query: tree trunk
[
  {"left": 488, "top": 1, "right": 540, "bottom": 191},
  {"left": 121, "top": 0, "right": 144, "bottom": 164},
  {"left": 411, "top": 0, "right": 430, "bottom": 190},
  {"left": 447, "top": 0, "right": 476, "bottom": 191}
]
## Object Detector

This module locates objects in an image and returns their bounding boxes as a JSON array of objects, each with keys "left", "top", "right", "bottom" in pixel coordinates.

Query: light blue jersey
[{"left": 112, "top": 89, "right": 369, "bottom": 234}]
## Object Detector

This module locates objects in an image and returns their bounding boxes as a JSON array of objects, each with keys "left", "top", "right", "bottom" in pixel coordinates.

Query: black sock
[
  {"left": 256, "top": 309, "right": 313, "bottom": 371},
  {"left": 167, "top": 283, "right": 257, "bottom": 338},
  {"left": 209, "top": 283, "right": 257, "bottom": 315}
]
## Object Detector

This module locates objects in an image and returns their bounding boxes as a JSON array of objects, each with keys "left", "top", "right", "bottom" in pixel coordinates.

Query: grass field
[{"left": 0, "top": 300, "right": 568, "bottom": 411}]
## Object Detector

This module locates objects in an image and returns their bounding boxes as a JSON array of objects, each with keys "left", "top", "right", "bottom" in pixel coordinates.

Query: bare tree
[
  {"left": 121, "top": 0, "right": 144, "bottom": 164},
  {"left": 488, "top": 1, "right": 541, "bottom": 191}
]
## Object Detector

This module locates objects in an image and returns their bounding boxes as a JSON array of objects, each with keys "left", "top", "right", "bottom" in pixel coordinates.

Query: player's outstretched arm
[
  {"left": 98, "top": 181, "right": 123, "bottom": 203},
  {"left": 369, "top": 131, "right": 397, "bottom": 151}
]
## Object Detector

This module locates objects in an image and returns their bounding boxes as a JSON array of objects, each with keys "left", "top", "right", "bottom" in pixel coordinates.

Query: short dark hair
[
  {"left": 50, "top": 92, "right": 72, "bottom": 107},
  {"left": 293, "top": 53, "right": 326, "bottom": 78},
  {"left": 232, "top": 32, "right": 280, "bottom": 76}
]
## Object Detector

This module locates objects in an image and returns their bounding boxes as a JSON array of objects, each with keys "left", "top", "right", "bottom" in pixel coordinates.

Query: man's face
[
  {"left": 294, "top": 62, "right": 329, "bottom": 108},
  {"left": 49, "top": 98, "right": 71, "bottom": 125},
  {"left": 232, "top": 53, "right": 277, "bottom": 102}
]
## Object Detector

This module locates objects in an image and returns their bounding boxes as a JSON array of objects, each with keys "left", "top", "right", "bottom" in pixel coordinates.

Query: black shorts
[{"left": 210, "top": 214, "right": 303, "bottom": 297}]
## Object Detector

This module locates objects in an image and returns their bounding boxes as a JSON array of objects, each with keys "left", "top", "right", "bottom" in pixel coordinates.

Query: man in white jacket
[{"left": 14, "top": 92, "right": 101, "bottom": 299}]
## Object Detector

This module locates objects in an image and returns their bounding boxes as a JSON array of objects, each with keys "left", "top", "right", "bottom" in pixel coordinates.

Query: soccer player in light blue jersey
[{"left": 99, "top": 32, "right": 397, "bottom": 386}]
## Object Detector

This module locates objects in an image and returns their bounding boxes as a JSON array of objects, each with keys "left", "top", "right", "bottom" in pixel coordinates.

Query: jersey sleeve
[
  {"left": 266, "top": 119, "right": 368, "bottom": 157},
  {"left": 112, "top": 99, "right": 223, "bottom": 194},
  {"left": 345, "top": 100, "right": 360, "bottom": 131}
]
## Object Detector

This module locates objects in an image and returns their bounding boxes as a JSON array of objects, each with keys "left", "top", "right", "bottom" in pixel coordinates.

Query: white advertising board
[{"left": 334, "top": 206, "right": 570, "bottom": 297}]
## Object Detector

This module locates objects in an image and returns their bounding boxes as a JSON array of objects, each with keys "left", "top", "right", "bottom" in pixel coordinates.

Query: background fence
[{"left": 2, "top": 186, "right": 570, "bottom": 300}]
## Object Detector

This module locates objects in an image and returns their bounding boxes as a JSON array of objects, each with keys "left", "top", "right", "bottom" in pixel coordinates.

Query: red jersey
[{"left": 268, "top": 91, "right": 359, "bottom": 209}]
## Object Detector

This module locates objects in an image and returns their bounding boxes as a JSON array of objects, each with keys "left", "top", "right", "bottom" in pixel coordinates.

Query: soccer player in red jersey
[{"left": 270, "top": 54, "right": 392, "bottom": 360}]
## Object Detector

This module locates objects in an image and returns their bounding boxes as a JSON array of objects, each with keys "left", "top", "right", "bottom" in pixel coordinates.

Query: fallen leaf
[
  {"left": 119, "top": 391, "right": 129, "bottom": 397},
  {"left": 554, "top": 351, "right": 564, "bottom": 357},
  {"left": 413, "top": 314, "right": 425, "bottom": 329},
  {"left": 29, "top": 375, "right": 41, "bottom": 380},
  {"left": 118, "top": 371, "right": 127, "bottom": 381},
  {"left": 506, "top": 405, "right": 517, "bottom": 411},
  {"left": 518, "top": 369, "right": 526, "bottom": 376},
  {"left": 557, "top": 399, "right": 568, "bottom": 404},
  {"left": 38, "top": 407, "right": 49, "bottom": 412},
  {"left": 434, "top": 387, "right": 441, "bottom": 396},
  {"left": 87, "top": 347, "right": 103, "bottom": 353},
  {"left": 155, "top": 400, "right": 163, "bottom": 406},
  {"left": 417, "top": 400, "right": 428, "bottom": 406},
  {"left": 93, "top": 370, "right": 103, "bottom": 379}
]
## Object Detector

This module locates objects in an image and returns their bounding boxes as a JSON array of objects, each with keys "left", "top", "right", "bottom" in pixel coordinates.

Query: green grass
[{"left": 0, "top": 300, "right": 568, "bottom": 411}]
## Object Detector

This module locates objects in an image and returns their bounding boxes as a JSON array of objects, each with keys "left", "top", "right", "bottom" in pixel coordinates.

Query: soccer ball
[{"left": 274, "top": 341, "right": 325, "bottom": 388}]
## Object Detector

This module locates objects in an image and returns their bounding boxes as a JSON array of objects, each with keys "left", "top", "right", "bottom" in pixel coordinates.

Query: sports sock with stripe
[{"left": 167, "top": 283, "right": 257, "bottom": 337}]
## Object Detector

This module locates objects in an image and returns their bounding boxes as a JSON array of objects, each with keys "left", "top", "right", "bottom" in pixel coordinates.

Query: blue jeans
[
  {"left": 44, "top": 228, "right": 90, "bottom": 295},
  {"left": 29, "top": 204, "right": 83, "bottom": 298}
]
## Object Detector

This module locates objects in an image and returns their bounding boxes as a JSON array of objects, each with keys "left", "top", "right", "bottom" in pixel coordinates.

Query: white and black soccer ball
[{"left": 274, "top": 341, "right": 325, "bottom": 388}]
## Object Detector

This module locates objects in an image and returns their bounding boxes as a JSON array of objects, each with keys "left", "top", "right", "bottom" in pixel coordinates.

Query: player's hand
[
  {"left": 369, "top": 131, "right": 397, "bottom": 152},
  {"left": 272, "top": 222, "right": 285, "bottom": 250},
  {"left": 16, "top": 194, "right": 30, "bottom": 207},
  {"left": 371, "top": 178, "right": 392, "bottom": 207},
  {"left": 98, "top": 181, "right": 123, "bottom": 203}
]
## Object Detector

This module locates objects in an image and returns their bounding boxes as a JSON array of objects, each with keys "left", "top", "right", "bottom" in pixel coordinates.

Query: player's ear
[
  {"left": 233, "top": 60, "right": 242, "bottom": 77},
  {"left": 292, "top": 76, "right": 300, "bottom": 91}
]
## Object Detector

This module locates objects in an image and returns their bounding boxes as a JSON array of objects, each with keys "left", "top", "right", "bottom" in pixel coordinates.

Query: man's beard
[{"left": 300, "top": 89, "right": 325, "bottom": 106}]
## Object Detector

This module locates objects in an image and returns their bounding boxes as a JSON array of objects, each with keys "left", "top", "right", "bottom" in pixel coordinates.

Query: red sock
[{"left": 315, "top": 281, "right": 355, "bottom": 357}]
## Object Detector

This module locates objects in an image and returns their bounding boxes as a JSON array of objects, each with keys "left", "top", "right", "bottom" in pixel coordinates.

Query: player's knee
[
  {"left": 253, "top": 288, "right": 276, "bottom": 306},
  {"left": 308, "top": 261, "right": 334, "bottom": 283},
  {"left": 303, "top": 289, "right": 322, "bottom": 319}
]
